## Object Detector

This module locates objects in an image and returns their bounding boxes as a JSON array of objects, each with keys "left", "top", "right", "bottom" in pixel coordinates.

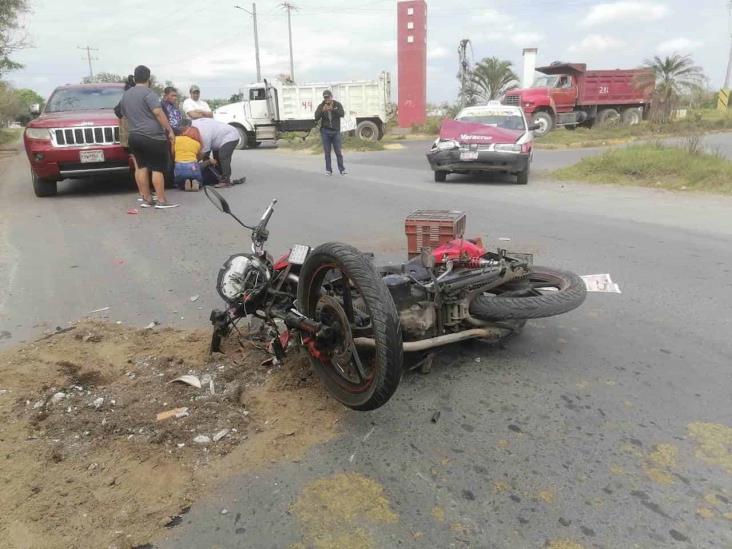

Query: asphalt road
[{"left": 1, "top": 138, "right": 732, "bottom": 548}]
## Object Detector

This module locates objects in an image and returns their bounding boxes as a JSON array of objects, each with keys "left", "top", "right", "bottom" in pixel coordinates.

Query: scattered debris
[
  {"left": 213, "top": 429, "right": 230, "bottom": 442},
  {"left": 498, "top": 237, "right": 511, "bottom": 241},
  {"left": 92, "top": 397, "right": 104, "bottom": 409},
  {"left": 221, "top": 509, "right": 229, "bottom": 515},
  {"left": 89, "top": 306, "right": 110, "bottom": 314},
  {"left": 581, "top": 273, "right": 622, "bottom": 293},
  {"left": 431, "top": 411, "right": 441, "bottom": 423},
  {"left": 170, "top": 375, "right": 202, "bottom": 389},
  {"left": 156, "top": 407, "right": 190, "bottom": 421},
  {"left": 145, "top": 321, "right": 160, "bottom": 330},
  {"left": 193, "top": 435, "right": 211, "bottom": 445},
  {"left": 127, "top": 208, "right": 139, "bottom": 215},
  {"left": 474, "top": 357, "right": 481, "bottom": 363},
  {"left": 50, "top": 392, "right": 66, "bottom": 405},
  {"left": 190, "top": 295, "right": 200, "bottom": 302}
]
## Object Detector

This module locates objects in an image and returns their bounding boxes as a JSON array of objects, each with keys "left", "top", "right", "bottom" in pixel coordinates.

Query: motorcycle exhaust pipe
[{"left": 354, "top": 326, "right": 511, "bottom": 353}]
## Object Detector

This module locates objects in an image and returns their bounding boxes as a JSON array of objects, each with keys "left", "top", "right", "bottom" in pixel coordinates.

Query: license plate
[
  {"left": 460, "top": 151, "right": 479, "bottom": 161},
  {"left": 80, "top": 150, "right": 104, "bottom": 163},
  {"left": 288, "top": 244, "right": 310, "bottom": 265}
]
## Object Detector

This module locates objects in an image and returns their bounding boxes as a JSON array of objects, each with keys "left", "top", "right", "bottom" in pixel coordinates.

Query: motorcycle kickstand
[{"left": 417, "top": 352, "right": 435, "bottom": 375}]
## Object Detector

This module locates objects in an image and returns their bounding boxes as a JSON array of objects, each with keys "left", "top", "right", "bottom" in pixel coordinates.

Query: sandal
[{"left": 184, "top": 179, "right": 192, "bottom": 191}]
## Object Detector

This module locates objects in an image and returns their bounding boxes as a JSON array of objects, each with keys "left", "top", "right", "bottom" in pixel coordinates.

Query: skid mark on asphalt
[{"left": 291, "top": 473, "right": 398, "bottom": 549}]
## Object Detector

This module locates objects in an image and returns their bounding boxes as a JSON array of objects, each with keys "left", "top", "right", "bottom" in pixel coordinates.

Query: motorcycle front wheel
[{"left": 298, "top": 242, "right": 403, "bottom": 411}]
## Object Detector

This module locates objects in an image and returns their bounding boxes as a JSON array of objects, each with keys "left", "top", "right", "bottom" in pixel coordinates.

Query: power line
[{"left": 78, "top": 45, "right": 99, "bottom": 79}]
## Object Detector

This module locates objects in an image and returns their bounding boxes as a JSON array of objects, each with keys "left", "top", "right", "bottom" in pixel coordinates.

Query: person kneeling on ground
[
  {"left": 174, "top": 119, "right": 203, "bottom": 191},
  {"left": 192, "top": 118, "right": 246, "bottom": 188}
]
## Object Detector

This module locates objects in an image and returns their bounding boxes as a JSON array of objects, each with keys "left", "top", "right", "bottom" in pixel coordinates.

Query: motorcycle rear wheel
[
  {"left": 470, "top": 266, "right": 586, "bottom": 321},
  {"left": 298, "top": 242, "right": 403, "bottom": 411}
]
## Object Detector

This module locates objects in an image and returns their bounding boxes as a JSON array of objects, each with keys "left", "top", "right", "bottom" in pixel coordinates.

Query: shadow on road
[
  {"left": 441, "top": 172, "right": 523, "bottom": 186},
  {"left": 53, "top": 174, "right": 138, "bottom": 199}
]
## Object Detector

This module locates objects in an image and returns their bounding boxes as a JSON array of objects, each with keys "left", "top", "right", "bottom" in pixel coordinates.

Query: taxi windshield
[{"left": 456, "top": 112, "right": 526, "bottom": 131}]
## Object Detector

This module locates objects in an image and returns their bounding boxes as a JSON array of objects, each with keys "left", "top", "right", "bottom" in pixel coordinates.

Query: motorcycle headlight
[
  {"left": 25, "top": 128, "right": 51, "bottom": 140},
  {"left": 494, "top": 144, "right": 522, "bottom": 153},
  {"left": 435, "top": 139, "right": 459, "bottom": 151},
  {"left": 217, "top": 254, "right": 270, "bottom": 304}
]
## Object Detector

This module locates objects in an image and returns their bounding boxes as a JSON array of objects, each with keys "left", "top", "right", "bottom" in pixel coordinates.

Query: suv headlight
[
  {"left": 435, "top": 139, "right": 459, "bottom": 150},
  {"left": 25, "top": 128, "right": 51, "bottom": 140},
  {"left": 494, "top": 144, "right": 522, "bottom": 153}
]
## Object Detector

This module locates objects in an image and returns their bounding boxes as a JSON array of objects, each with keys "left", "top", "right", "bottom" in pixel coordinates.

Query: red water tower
[{"left": 397, "top": 0, "right": 427, "bottom": 128}]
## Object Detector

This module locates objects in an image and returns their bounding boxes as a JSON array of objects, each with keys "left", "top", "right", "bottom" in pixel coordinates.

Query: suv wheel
[{"left": 32, "top": 172, "right": 57, "bottom": 197}]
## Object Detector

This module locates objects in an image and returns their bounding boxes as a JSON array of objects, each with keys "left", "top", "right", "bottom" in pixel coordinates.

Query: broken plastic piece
[
  {"left": 156, "top": 407, "right": 190, "bottom": 421},
  {"left": 169, "top": 375, "right": 202, "bottom": 389}
]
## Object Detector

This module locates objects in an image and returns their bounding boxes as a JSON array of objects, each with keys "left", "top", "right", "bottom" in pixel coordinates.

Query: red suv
[{"left": 23, "top": 83, "right": 133, "bottom": 197}]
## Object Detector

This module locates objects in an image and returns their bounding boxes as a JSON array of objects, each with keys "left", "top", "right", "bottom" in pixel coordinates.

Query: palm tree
[
  {"left": 634, "top": 54, "right": 705, "bottom": 123},
  {"left": 469, "top": 57, "right": 519, "bottom": 102}
]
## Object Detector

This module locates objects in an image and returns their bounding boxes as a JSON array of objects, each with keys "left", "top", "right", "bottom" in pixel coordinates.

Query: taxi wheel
[{"left": 434, "top": 170, "right": 447, "bottom": 183}]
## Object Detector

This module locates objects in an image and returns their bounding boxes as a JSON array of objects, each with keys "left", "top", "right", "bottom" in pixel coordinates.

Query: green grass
[
  {"left": 553, "top": 142, "right": 732, "bottom": 194},
  {"left": 277, "top": 132, "right": 385, "bottom": 153},
  {"left": 0, "top": 128, "right": 22, "bottom": 146},
  {"left": 536, "top": 109, "right": 732, "bottom": 149}
]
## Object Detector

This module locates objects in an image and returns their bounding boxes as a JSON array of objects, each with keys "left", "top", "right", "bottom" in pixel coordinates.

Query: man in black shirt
[{"left": 314, "top": 90, "right": 346, "bottom": 175}]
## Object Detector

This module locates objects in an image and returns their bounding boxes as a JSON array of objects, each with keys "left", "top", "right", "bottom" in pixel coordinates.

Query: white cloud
[
  {"left": 657, "top": 37, "right": 702, "bottom": 53},
  {"left": 582, "top": 1, "right": 669, "bottom": 26},
  {"left": 428, "top": 45, "right": 450, "bottom": 60},
  {"left": 569, "top": 34, "right": 625, "bottom": 53},
  {"left": 472, "top": 8, "right": 514, "bottom": 27},
  {"left": 511, "top": 32, "right": 544, "bottom": 47}
]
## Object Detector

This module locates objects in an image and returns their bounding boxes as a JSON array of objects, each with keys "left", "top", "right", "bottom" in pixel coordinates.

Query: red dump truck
[{"left": 502, "top": 62, "right": 653, "bottom": 136}]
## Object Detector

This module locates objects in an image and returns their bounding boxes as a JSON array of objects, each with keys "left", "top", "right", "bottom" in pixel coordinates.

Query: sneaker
[
  {"left": 340, "top": 170, "right": 348, "bottom": 175},
  {"left": 184, "top": 179, "right": 192, "bottom": 191},
  {"left": 190, "top": 180, "right": 200, "bottom": 191},
  {"left": 214, "top": 180, "right": 232, "bottom": 188},
  {"left": 232, "top": 177, "right": 246, "bottom": 185},
  {"left": 325, "top": 171, "right": 333, "bottom": 176},
  {"left": 137, "top": 194, "right": 157, "bottom": 202},
  {"left": 140, "top": 199, "right": 155, "bottom": 208},
  {"left": 154, "top": 201, "right": 179, "bottom": 209}
]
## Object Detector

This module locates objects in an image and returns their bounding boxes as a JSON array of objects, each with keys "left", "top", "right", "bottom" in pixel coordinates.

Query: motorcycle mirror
[
  {"left": 204, "top": 186, "right": 231, "bottom": 214},
  {"left": 420, "top": 247, "right": 436, "bottom": 269}
]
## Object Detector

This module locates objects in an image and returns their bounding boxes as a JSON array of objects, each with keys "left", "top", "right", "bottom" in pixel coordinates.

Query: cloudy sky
[{"left": 8, "top": 0, "right": 728, "bottom": 103}]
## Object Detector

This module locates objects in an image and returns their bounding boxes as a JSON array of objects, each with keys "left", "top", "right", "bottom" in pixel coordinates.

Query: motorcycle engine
[
  {"left": 217, "top": 254, "right": 271, "bottom": 305},
  {"left": 383, "top": 274, "right": 436, "bottom": 339}
]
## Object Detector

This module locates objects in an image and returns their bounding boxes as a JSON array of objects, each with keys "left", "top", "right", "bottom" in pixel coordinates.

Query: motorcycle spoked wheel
[{"left": 298, "top": 242, "right": 403, "bottom": 411}]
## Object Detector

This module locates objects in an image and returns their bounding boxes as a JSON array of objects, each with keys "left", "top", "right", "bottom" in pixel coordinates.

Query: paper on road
[{"left": 581, "top": 274, "right": 622, "bottom": 293}]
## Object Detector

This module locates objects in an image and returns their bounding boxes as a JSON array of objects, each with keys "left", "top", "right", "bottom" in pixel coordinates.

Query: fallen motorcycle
[{"left": 205, "top": 188, "right": 586, "bottom": 411}]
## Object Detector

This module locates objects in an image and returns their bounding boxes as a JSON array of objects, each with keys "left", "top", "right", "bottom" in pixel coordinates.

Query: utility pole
[
  {"left": 725, "top": 0, "right": 732, "bottom": 89},
  {"left": 78, "top": 45, "right": 99, "bottom": 80},
  {"left": 234, "top": 3, "right": 261, "bottom": 82},
  {"left": 280, "top": 2, "right": 297, "bottom": 82}
]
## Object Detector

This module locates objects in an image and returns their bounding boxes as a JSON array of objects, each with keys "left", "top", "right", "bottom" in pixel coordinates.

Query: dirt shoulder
[{"left": 0, "top": 321, "right": 343, "bottom": 549}]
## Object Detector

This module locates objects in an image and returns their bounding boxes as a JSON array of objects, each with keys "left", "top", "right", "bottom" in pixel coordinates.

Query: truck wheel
[
  {"left": 233, "top": 125, "right": 248, "bottom": 150},
  {"left": 622, "top": 108, "right": 642, "bottom": 126},
  {"left": 247, "top": 134, "right": 262, "bottom": 148},
  {"left": 532, "top": 112, "right": 553, "bottom": 136},
  {"left": 356, "top": 120, "right": 380, "bottom": 142},
  {"left": 597, "top": 108, "right": 621, "bottom": 127},
  {"left": 32, "top": 172, "right": 57, "bottom": 197},
  {"left": 516, "top": 165, "right": 529, "bottom": 185},
  {"left": 434, "top": 170, "right": 447, "bottom": 182}
]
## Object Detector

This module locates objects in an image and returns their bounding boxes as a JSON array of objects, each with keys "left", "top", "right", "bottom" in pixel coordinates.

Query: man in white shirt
[
  {"left": 182, "top": 85, "right": 213, "bottom": 119},
  {"left": 192, "top": 118, "right": 245, "bottom": 187}
]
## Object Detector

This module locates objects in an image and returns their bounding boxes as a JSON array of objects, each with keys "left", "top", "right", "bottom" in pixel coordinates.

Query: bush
[{"left": 553, "top": 142, "right": 732, "bottom": 194}]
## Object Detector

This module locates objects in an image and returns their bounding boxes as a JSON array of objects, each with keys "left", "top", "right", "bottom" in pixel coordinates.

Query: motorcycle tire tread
[
  {"left": 470, "top": 266, "right": 587, "bottom": 321},
  {"left": 298, "top": 242, "right": 403, "bottom": 411}
]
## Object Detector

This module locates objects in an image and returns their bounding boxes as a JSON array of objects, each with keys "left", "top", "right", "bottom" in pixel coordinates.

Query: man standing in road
[
  {"left": 120, "top": 65, "right": 178, "bottom": 209},
  {"left": 192, "top": 118, "right": 246, "bottom": 188},
  {"left": 183, "top": 85, "right": 213, "bottom": 119},
  {"left": 161, "top": 86, "right": 183, "bottom": 134},
  {"left": 315, "top": 90, "right": 346, "bottom": 176}
]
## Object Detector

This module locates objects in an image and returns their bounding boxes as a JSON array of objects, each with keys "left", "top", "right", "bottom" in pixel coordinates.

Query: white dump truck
[{"left": 213, "top": 72, "right": 391, "bottom": 149}]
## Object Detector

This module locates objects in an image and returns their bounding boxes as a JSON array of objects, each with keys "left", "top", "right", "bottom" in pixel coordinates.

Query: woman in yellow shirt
[{"left": 174, "top": 119, "right": 203, "bottom": 191}]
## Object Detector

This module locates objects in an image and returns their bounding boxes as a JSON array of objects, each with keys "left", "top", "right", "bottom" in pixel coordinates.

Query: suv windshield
[
  {"left": 456, "top": 112, "right": 526, "bottom": 131},
  {"left": 45, "top": 87, "right": 124, "bottom": 113},
  {"left": 532, "top": 75, "right": 559, "bottom": 88}
]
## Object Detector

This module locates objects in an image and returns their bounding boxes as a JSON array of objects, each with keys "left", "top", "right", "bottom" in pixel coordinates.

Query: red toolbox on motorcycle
[{"left": 405, "top": 210, "right": 466, "bottom": 258}]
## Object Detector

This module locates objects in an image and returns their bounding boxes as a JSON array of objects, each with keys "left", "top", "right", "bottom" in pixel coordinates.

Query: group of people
[{"left": 116, "top": 65, "right": 245, "bottom": 209}]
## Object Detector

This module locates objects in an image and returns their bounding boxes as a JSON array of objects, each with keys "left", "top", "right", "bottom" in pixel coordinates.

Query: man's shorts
[
  {"left": 174, "top": 162, "right": 202, "bottom": 187},
  {"left": 128, "top": 133, "right": 169, "bottom": 173}
]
